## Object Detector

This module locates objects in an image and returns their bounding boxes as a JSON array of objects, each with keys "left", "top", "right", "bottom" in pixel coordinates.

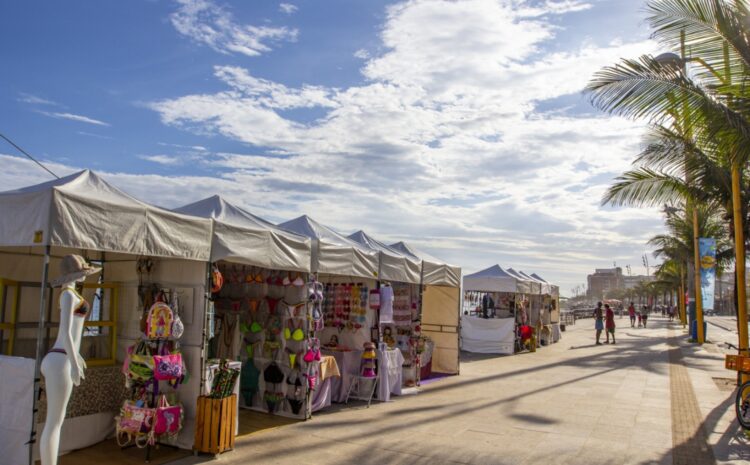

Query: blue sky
[{"left": 0, "top": 0, "right": 663, "bottom": 294}]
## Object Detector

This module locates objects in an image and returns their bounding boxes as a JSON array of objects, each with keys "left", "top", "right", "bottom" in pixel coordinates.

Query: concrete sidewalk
[{"left": 173, "top": 316, "right": 749, "bottom": 465}]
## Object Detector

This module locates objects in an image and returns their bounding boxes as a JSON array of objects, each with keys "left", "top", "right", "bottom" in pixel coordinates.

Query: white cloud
[
  {"left": 37, "top": 111, "right": 110, "bottom": 126},
  {"left": 138, "top": 154, "right": 184, "bottom": 165},
  {"left": 279, "top": 3, "right": 297, "bottom": 14},
  {"left": 158, "top": 142, "right": 208, "bottom": 151},
  {"left": 17, "top": 93, "right": 57, "bottom": 106},
  {"left": 170, "top": 0, "right": 298, "bottom": 57}
]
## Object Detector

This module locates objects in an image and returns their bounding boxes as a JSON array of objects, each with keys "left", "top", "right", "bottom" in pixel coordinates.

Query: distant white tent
[
  {"left": 531, "top": 272, "right": 559, "bottom": 297},
  {"left": 348, "top": 230, "right": 421, "bottom": 284},
  {"left": 463, "top": 265, "right": 523, "bottom": 293},
  {"left": 278, "top": 215, "right": 379, "bottom": 279},
  {"left": 175, "top": 195, "right": 312, "bottom": 272}
]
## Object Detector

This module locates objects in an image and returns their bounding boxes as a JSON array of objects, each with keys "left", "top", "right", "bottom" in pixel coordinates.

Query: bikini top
[
  {"left": 284, "top": 319, "right": 304, "bottom": 342},
  {"left": 62, "top": 287, "right": 89, "bottom": 318},
  {"left": 246, "top": 272, "right": 264, "bottom": 284},
  {"left": 264, "top": 362, "right": 285, "bottom": 384}
]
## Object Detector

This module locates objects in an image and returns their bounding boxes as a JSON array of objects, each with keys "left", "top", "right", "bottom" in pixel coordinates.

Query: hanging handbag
[
  {"left": 170, "top": 293, "right": 184, "bottom": 339},
  {"left": 153, "top": 352, "right": 183, "bottom": 381},
  {"left": 146, "top": 301, "right": 174, "bottom": 339},
  {"left": 153, "top": 395, "right": 182, "bottom": 435},
  {"left": 116, "top": 400, "right": 156, "bottom": 440},
  {"left": 127, "top": 340, "right": 154, "bottom": 382}
]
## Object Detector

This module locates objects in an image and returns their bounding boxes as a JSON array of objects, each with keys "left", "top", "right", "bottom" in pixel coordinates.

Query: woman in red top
[
  {"left": 628, "top": 302, "right": 636, "bottom": 328},
  {"left": 605, "top": 304, "right": 616, "bottom": 344}
]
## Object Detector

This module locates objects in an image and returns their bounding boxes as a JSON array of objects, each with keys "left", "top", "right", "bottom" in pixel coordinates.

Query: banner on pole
[{"left": 699, "top": 237, "right": 716, "bottom": 310}]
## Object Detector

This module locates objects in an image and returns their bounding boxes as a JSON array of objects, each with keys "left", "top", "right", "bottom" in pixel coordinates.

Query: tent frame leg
[{"left": 29, "top": 245, "right": 51, "bottom": 465}]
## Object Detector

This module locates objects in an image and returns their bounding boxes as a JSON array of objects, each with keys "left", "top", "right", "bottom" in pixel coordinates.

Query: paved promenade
[{"left": 175, "top": 316, "right": 749, "bottom": 465}]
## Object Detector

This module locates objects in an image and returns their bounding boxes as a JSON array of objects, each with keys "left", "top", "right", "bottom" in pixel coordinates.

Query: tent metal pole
[
  {"left": 199, "top": 261, "right": 211, "bottom": 395},
  {"left": 29, "top": 245, "right": 51, "bottom": 465}
]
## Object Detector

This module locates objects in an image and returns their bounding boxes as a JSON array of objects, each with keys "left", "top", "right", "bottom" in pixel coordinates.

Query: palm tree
[{"left": 586, "top": 0, "right": 750, "bottom": 350}]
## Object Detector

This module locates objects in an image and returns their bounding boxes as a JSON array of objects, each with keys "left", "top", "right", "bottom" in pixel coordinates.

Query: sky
[{"left": 0, "top": 0, "right": 664, "bottom": 295}]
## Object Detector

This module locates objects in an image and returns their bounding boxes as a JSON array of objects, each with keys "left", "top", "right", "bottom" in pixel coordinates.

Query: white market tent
[
  {"left": 0, "top": 170, "right": 213, "bottom": 463},
  {"left": 278, "top": 215, "right": 379, "bottom": 279},
  {"left": 531, "top": 273, "right": 560, "bottom": 297},
  {"left": 388, "top": 241, "right": 461, "bottom": 374},
  {"left": 461, "top": 265, "right": 527, "bottom": 355},
  {"left": 347, "top": 230, "right": 420, "bottom": 284},
  {"left": 505, "top": 268, "right": 538, "bottom": 294},
  {"left": 462, "top": 265, "right": 523, "bottom": 293},
  {"left": 175, "top": 195, "right": 312, "bottom": 272},
  {"left": 517, "top": 270, "right": 550, "bottom": 295},
  {"left": 389, "top": 241, "right": 461, "bottom": 288}
]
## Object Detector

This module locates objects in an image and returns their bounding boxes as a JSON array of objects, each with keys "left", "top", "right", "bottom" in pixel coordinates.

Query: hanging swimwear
[
  {"left": 286, "top": 397, "right": 304, "bottom": 415},
  {"left": 263, "top": 362, "right": 285, "bottom": 385},
  {"left": 240, "top": 360, "right": 260, "bottom": 406},
  {"left": 284, "top": 319, "right": 305, "bottom": 342}
]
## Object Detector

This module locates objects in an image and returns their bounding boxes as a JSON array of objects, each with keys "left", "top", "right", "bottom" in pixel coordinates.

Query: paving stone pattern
[{"left": 668, "top": 331, "right": 716, "bottom": 465}]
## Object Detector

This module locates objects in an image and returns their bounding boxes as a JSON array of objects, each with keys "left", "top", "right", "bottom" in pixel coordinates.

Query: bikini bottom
[
  {"left": 287, "top": 397, "right": 304, "bottom": 415},
  {"left": 264, "top": 391, "right": 284, "bottom": 413}
]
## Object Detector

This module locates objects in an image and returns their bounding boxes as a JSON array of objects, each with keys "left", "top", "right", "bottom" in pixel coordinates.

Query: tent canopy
[
  {"left": 531, "top": 272, "right": 560, "bottom": 297},
  {"left": 505, "top": 268, "right": 537, "bottom": 294},
  {"left": 463, "top": 264, "right": 521, "bottom": 293},
  {"left": 348, "top": 230, "right": 421, "bottom": 284},
  {"left": 389, "top": 241, "right": 461, "bottom": 287},
  {"left": 278, "top": 215, "right": 379, "bottom": 279},
  {"left": 517, "top": 270, "right": 551, "bottom": 294},
  {"left": 175, "top": 195, "right": 312, "bottom": 272},
  {"left": 0, "top": 170, "right": 212, "bottom": 261}
]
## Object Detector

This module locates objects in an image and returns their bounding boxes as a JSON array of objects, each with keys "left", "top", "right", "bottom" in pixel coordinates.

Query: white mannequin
[{"left": 39, "top": 277, "right": 88, "bottom": 465}]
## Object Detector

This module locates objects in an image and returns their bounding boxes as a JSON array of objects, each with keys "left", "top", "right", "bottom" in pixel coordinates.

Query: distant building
[{"left": 587, "top": 267, "right": 623, "bottom": 300}]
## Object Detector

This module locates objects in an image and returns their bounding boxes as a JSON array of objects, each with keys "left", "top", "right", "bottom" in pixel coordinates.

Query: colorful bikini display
[{"left": 214, "top": 264, "right": 316, "bottom": 419}]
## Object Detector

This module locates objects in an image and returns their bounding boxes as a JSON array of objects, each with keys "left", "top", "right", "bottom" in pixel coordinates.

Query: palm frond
[{"left": 602, "top": 168, "right": 693, "bottom": 207}]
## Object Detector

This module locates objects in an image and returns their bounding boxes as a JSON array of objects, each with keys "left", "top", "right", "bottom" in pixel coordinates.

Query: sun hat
[{"left": 51, "top": 254, "right": 102, "bottom": 287}]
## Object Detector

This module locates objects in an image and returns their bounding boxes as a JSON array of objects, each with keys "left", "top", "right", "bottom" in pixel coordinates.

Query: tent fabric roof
[
  {"left": 174, "top": 195, "right": 312, "bottom": 272},
  {"left": 463, "top": 264, "right": 521, "bottom": 293},
  {"left": 278, "top": 215, "right": 379, "bottom": 279},
  {"left": 348, "top": 230, "right": 421, "bottom": 284},
  {"left": 0, "top": 170, "right": 212, "bottom": 261},
  {"left": 389, "top": 241, "right": 461, "bottom": 288}
]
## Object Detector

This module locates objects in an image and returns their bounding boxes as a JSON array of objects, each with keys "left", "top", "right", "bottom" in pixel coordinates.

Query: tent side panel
[
  {"left": 422, "top": 285, "right": 460, "bottom": 374},
  {"left": 0, "top": 191, "right": 52, "bottom": 247},
  {"left": 268, "top": 230, "right": 313, "bottom": 273},
  {"left": 422, "top": 262, "right": 460, "bottom": 287},
  {"left": 146, "top": 210, "right": 212, "bottom": 262},
  {"left": 379, "top": 255, "right": 420, "bottom": 284},
  {"left": 51, "top": 192, "right": 147, "bottom": 254}
]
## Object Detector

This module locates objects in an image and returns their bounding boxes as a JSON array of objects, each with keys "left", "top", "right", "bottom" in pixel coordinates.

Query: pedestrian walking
[
  {"left": 594, "top": 301, "right": 604, "bottom": 345},
  {"left": 605, "top": 303, "right": 616, "bottom": 344},
  {"left": 628, "top": 302, "right": 636, "bottom": 328},
  {"left": 641, "top": 305, "right": 649, "bottom": 328}
]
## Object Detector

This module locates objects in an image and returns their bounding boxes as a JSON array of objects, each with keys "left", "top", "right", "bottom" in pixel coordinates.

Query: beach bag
[
  {"left": 127, "top": 341, "right": 153, "bottom": 382},
  {"left": 153, "top": 352, "right": 183, "bottom": 381},
  {"left": 170, "top": 295, "right": 184, "bottom": 339},
  {"left": 146, "top": 302, "right": 173, "bottom": 339},
  {"left": 153, "top": 395, "right": 182, "bottom": 435},
  {"left": 117, "top": 400, "right": 154, "bottom": 436}
]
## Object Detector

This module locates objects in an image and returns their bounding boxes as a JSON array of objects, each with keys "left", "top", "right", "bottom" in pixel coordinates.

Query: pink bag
[
  {"left": 153, "top": 395, "right": 182, "bottom": 435},
  {"left": 153, "top": 353, "right": 183, "bottom": 380},
  {"left": 117, "top": 401, "right": 154, "bottom": 435}
]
